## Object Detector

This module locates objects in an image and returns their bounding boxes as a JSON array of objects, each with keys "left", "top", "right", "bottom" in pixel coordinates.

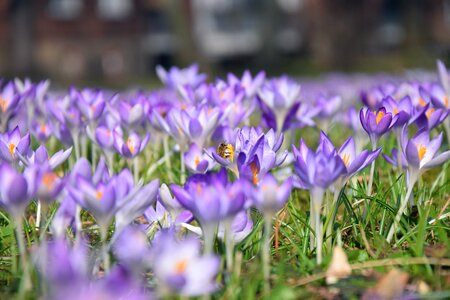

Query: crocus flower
[
  {"left": 156, "top": 64, "right": 207, "bottom": 89},
  {"left": 27, "top": 145, "right": 72, "bottom": 170},
  {"left": 258, "top": 76, "right": 301, "bottom": 133},
  {"left": 360, "top": 106, "right": 398, "bottom": 145},
  {"left": 113, "top": 127, "right": 149, "bottom": 158},
  {"left": 71, "top": 88, "right": 106, "bottom": 123},
  {"left": 212, "top": 127, "right": 287, "bottom": 182},
  {"left": 184, "top": 143, "right": 216, "bottom": 174},
  {"left": 171, "top": 169, "right": 248, "bottom": 253},
  {"left": 292, "top": 134, "right": 346, "bottom": 264},
  {"left": 227, "top": 70, "right": 265, "bottom": 99},
  {"left": 251, "top": 174, "right": 293, "bottom": 217},
  {"left": 113, "top": 226, "right": 151, "bottom": 271},
  {"left": 0, "top": 163, "right": 36, "bottom": 218},
  {"left": 0, "top": 81, "right": 21, "bottom": 131},
  {"left": 0, "top": 126, "right": 30, "bottom": 163},
  {"left": 387, "top": 126, "right": 450, "bottom": 242},
  {"left": 151, "top": 232, "right": 219, "bottom": 297}
]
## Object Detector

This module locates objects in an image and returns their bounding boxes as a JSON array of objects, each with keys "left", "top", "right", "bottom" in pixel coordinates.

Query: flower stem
[
  {"left": 180, "top": 149, "right": 186, "bottom": 184},
  {"left": 14, "top": 216, "right": 31, "bottom": 296},
  {"left": 311, "top": 188, "right": 324, "bottom": 265},
  {"left": 224, "top": 221, "right": 235, "bottom": 273},
  {"left": 386, "top": 172, "right": 418, "bottom": 243},
  {"left": 99, "top": 223, "right": 110, "bottom": 272},
  {"left": 262, "top": 215, "right": 272, "bottom": 295},
  {"left": 203, "top": 225, "right": 216, "bottom": 255},
  {"left": 367, "top": 141, "right": 377, "bottom": 196},
  {"left": 133, "top": 156, "right": 140, "bottom": 184}
]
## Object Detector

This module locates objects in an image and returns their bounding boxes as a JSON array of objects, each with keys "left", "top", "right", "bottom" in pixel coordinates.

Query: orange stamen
[
  {"left": 250, "top": 162, "right": 259, "bottom": 185},
  {"left": 418, "top": 144, "right": 426, "bottom": 160},
  {"left": 393, "top": 107, "right": 398, "bottom": 115},
  {"left": 175, "top": 259, "right": 188, "bottom": 274},
  {"left": 194, "top": 156, "right": 200, "bottom": 167},
  {"left": 42, "top": 172, "right": 57, "bottom": 189},
  {"left": 375, "top": 111, "right": 385, "bottom": 125},
  {"left": 127, "top": 138, "right": 135, "bottom": 154},
  {"left": 445, "top": 96, "right": 449, "bottom": 108},
  {"left": 95, "top": 190, "right": 103, "bottom": 200},
  {"left": 341, "top": 153, "right": 350, "bottom": 167},
  {"left": 0, "top": 96, "right": 7, "bottom": 112},
  {"left": 418, "top": 97, "right": 427, "bottom": 107},
  {"left": 8, "top": 143, "right": 15, "bottom": 158},
  {"left": 426, "top": 108, "right": 435, "bottom": 119},
  {"left": 40, "top": 124, "right": 47, "bottom": 134}
]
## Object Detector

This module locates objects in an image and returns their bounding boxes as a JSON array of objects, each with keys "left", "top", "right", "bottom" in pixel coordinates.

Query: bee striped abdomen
[{"left": 216, "top": 143, "right": 234, "bottom": 162}]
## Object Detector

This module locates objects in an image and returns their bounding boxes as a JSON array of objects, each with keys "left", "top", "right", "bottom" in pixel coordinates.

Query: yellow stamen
[
  {"left": 418, "top": 97, "right": 427, "bottom": 107},
  {"left": 375, "top": 111, "right": 385, "bottom": 125},
  {"left": 418, "top": 144, "right": 426, "bottom": 160},
  {"left": 341, "top": 153, "right": 350, "bottom": 167},
  {"left": 40, "top": 124, "right": 47, "bottom": 134},
  {"left": 175, "top": 259, "right": 188, "bottom": 274},
  {"left": 42, "top": 172, "right": 57, "bottom": 189},
  {"left": 194, "top": 156, "right": 200, "bottom": 167},
  {"left": 127, "top": 138, "right": 135, "bottom": 154},
  {"left": 8, "top": 143, "right": 15, "bottom": 158},
  {"left": 95, "top": 190, "right": 103, "bottom": 200},
  {"left": 426, "top": 108, "right": 435, "bottom": 119},
  {"left": 393, "top": 107, "right": 398, "bottom": 115},
  {"left": 196, "top": 183, "right": 202, "bottom": 194},
  {"left": 180, "top": 103, "right": 187, "bottom": 110},
  {"left": 250, "top": 162, "right": 259, "bottom": 185},
  {"left": 0, "top": 96, "right": 7, "bottom": 112}
]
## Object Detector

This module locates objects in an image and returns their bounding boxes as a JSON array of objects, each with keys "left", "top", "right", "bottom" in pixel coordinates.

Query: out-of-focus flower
[
  {"left": 184, "top": 143, "right": 216, "bottom": 174},
  {"left": 258, "top": 76, "right": 301, "bottom": 133},
  {"left": 227, "top": 70, "right": 265, "bottom": 99},
  {"left": 251, "top": 174, "right": 292, "bottom": 217},
  {"left": 156, "top": 64, "right": 207, "bottom": 89},
  {"left": 0, "top": 126, "right": 30, "bottom": 163},
  {"left": 0, "top": 163, "right": 36, "bottom": 218},
  {"left": 113, "top": 128, "right": 149, "bottom": 158},
  {"left": 113, "top": 226, "right": 151, "bottom": 271},
  {"left": 151, "top": 232, "right": 219, "bottom": 297}
]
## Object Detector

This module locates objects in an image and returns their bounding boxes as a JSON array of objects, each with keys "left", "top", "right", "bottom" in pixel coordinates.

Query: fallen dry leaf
[
  {"left": 362, "top": 268, "right": 409, "bottom": 300},
  {"left": 326, "top": 246, "right": 352, "bottom": 284}
]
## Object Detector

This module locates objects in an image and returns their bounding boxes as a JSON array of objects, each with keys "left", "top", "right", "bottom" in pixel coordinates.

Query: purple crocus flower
[
  {"left": 212, "top": 127, "right": 287, "bottom": 183},
  {"left": 292, "top": 133, "right": 346, "bottom": 264},
  {"left": 0, "top": 163, "right": 36, "bottom": 218},
  {"left": 227, "top": 70, "right": 266, "bottom": 99},
  {"left": 113, "top": 127, "right": 149, "bottom": 158},
  {"left": 401, "top": 127, "right": 450, "bottom": 172},
  {"left": 154, "top": 104, "right": 222, "bottom": 149},
  {"left": 251, "top": 174, "right": 292, "bottom": 217},
  {"left": 156, "top": 64, "right": 207, "bottom": 89},
  {"left": 337, "top": 136, "right": 382, "bottom": 181},
  {"left": 151, "top": 232, "right": 219, "bottom": 297},
  {"left": 184, "top": 143, "right": 216, "bottom": 174},
  {"left": 0, "top": 81, "right": 21, "bottom": 131},
  {"left": 144, "top": 200, "right": 193, "bottom": 229},
  {"left": 171, "top": 169, "right": 248, "bottom": 253},
  {"left": 360, "top": 106, "right": 398, "bottom": 145},
  {"left": 71, "top": 88, "right": 106, "bottom": 123},
  {"left": 0, "top": 126, "right": 30, "bottom": 163},
  {"left": 30, "top": 119, "right": 52, "bottom": 142},
  {"left": 217, "top": 211, "right": 254, "bottom": 244},
  {"left": 27, "top": 145, "right": 72, "bottom": 170},
  {"left": 258, "top": 76, "right": 301, "bottom": 133},
  {"left": 387, "top": 126, "right": 450, "bottom": 242},
  {"left": 113, "top": 226, "right": 151, "bottom": 271}
]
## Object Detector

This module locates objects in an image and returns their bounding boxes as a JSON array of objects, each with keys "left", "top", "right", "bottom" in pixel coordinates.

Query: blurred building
[{"left": 0, "top": 0, "right": 450, "bottom": 82}]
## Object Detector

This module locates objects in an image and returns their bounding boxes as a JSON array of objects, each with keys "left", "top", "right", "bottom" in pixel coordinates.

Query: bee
[{"left": 216, "top": 142, "right": 234, "bottom": 162}]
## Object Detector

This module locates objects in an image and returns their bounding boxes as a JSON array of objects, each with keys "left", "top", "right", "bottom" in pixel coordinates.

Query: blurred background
[{"left": 1, "top": 0, "right": 450, "bottom": 86}]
